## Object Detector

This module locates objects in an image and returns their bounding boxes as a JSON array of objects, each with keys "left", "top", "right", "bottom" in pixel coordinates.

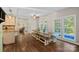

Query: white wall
[
  {"left": 30, "top": 17, "right": 38, "bottom": 32},
  {"left": 15, "top": 18, "right": 29, "bottom": 32},
  {"left": 15, "top": 17, "right": 38, "bottom": 33}
]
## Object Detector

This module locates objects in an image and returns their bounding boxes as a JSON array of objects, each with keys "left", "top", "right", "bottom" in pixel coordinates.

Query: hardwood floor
[{"left": 3, "top": 33, "right": 79, "bottom": 52}]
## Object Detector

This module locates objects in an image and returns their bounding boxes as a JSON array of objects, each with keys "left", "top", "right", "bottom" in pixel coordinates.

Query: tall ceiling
[{"left": 2, "top": 7, "right": 67, "bottom": 19}]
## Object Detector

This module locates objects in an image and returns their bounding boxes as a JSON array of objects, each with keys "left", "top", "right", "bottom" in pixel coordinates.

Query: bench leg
[{"left": 44, "top": 40, "right": 49, "bottom": 46}]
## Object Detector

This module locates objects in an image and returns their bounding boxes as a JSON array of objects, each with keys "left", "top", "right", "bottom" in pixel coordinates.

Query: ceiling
[{"left": 2, "top": 7, "right": 67, "bottom": 19}]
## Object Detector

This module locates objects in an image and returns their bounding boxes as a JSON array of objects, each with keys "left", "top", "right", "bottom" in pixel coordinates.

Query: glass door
[
  {"left": 53, "top": 18, "right": 62, "bottom": 39},
  {"left": 38, "top": 19, "right": 48, "bottom": 33},
  {"left": 63, "top": 15, "right": 76, "bottom": 42}
]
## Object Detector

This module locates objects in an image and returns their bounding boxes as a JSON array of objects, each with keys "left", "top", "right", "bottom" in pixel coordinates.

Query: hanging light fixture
[
  {"left": 9, "top": 8, "right": 13, "bottom": 16},
  {"left": 9, "top": 9, "right": 12, "bottom": 13},
  {"left": 36, "top": 16, "right": 39, "bottom": 19},
  {"left": 32, "top": 15, "right": 36, "bottom": 20},
  {"left": 32, "top": 15, "right": 39, "bottom": 20}
]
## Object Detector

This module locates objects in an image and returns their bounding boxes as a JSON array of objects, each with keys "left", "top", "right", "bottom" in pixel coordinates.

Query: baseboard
[{"left": 58, "top": 39, "right": 79, "bottom": 46}]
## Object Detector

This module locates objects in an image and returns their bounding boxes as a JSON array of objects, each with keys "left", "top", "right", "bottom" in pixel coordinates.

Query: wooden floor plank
[{"left": 3, "top": 33, "right": 79, "bottom": 52}]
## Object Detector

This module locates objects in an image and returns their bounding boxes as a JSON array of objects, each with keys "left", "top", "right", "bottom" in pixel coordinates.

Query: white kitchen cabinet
[
  {"left": 3, "top": 31, "right": 15, "bottom": 44},
  {"left": 3, "top": 15, "right": 16, "bottom": 44}
]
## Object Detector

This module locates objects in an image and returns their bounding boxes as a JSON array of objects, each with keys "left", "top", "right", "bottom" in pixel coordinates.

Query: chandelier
[{"left": 32, "top": 15, "right": 39, "bottom": 20}]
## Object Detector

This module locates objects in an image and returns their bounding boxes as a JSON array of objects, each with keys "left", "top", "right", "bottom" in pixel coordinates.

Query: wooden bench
[{"left": 31, "top": 31, "right": 53, "bottom": 46}]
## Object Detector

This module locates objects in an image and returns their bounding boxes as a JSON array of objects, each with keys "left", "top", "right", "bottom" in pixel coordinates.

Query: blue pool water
[{"left": 64, "top": 34, "right": 76, "bottom": 41}]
